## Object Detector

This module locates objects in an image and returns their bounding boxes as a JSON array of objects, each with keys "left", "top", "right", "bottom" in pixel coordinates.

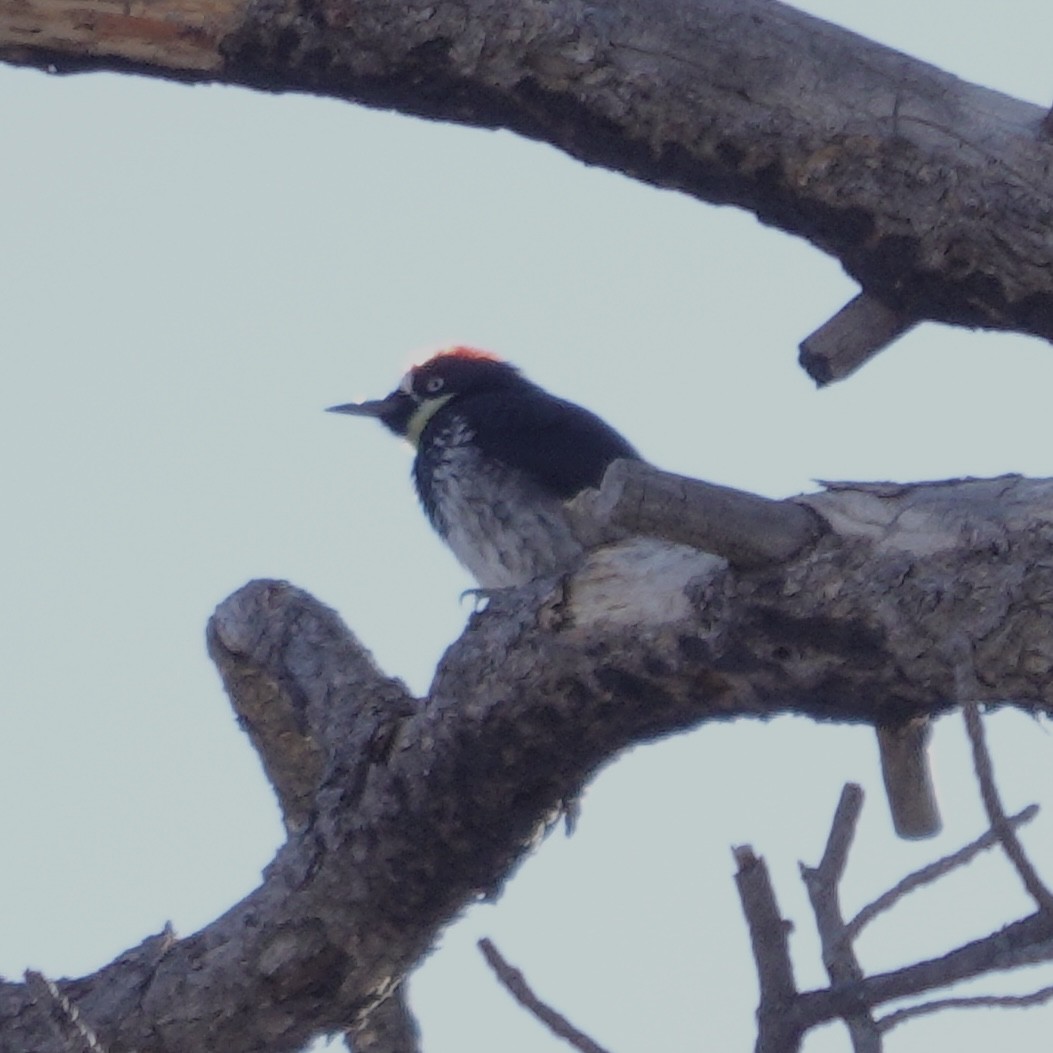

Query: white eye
[{"left": 425, "top": 376, "right": 445, "bottom": 394}]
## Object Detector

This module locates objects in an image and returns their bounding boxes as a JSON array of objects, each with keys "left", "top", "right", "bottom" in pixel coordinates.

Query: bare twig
[
  {"left": 732, "top": 845, "right": 803, "bottom": 1053},
  {"left": 733, "top": 845, "right": 798, "bottom": 1004},
  {"left": 24, "top": 971, "right": 108, "bottom": 1053},
  {"left": 962, "top": 702, "right": 1053, "bottom": 915},
  {"left": 847, "top": 804, "right": 1040, "bottom": 938},
  {"left": 799, "top": 785, "right": 881, "bottom": 1053},
  {"left": 814, "top": 783, "right": 864, "bottom": 883},
  {"left": 797, "top": 911, "right": 1053, "bottom": 1026},
  {"left": 743, "top": 785, "right": 1053, "bottom": 1046},
  {"left": 478, "top": 939, "right": 612, "bottom": 1053},
  {"left": 878, "top": 983, "right": 1053, "bottom": 1031},
  {"left": 798, "top": 292, "right": 916, "bottom": 386}
]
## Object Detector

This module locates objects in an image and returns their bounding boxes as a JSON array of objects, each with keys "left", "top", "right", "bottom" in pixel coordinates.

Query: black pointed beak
[
  {"left": 327, "top": 388, "right": 417, "bottom": 436},
  {"left": 326, "top": 397, "right": 397, "bottom": 417}
]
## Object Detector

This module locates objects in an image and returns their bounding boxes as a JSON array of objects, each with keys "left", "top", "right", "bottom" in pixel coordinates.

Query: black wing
[{"left": 459, "top": 388, "right": 642, "bottom": 500}]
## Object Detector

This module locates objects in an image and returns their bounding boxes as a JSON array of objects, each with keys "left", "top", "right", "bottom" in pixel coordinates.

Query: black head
[
  {"left": 404, "top": 347, "right": 521, "bottom": 402},
  {"left": 327, "top": 347, "right": 525, "bottom": 444}
]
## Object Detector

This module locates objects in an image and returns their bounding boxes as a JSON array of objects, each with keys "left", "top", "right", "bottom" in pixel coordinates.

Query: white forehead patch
[{"left": 398, "top": 369, "right": 416, "bottom": 395}]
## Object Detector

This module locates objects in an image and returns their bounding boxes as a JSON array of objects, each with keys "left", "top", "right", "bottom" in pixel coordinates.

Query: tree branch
[
  {"left": 3, "top": 0, "right": 1053, "bottom": 357},
  {"left": 874, "top": 720, "right": 941, "bottom": 839},
  {"left": 799, "top": 293, "right": 917, "bottom": 387},
  {"left": 734, "top": 784, "right": 1053, "bottom": 1045},
  {"left": 207, "top": 580, "right": 419, "bottom": 832},
  {"left": 5, "top": 472, "right": 1053, "bottom": 1049},
  {"left": 733, "top": 846, "right": 802, "bottom": 1053},
  {"left": 961, "top": 702, "right": 1053, "bottom": 916},
  {"left": 800, "top": 786, "right": 882, "bottom": 1053},
  {"left": 878, "top": 984, "right": 1053, "bottom": 1031},
  {"left": 569, "top": 459, "right": 826, "bottom": 569},
  {"left": 478, "top": 940, "right": 612, "bottom": 1053},
  {"left": 846, "top": 804, "right": 1040, "bottom": 940},
  {"left": 798, "top": 911, "right": 1053, "bottom": 1023}
]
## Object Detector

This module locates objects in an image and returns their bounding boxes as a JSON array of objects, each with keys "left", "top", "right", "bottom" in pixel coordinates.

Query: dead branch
[
  {"left": 735, "top": 783, "right": 1053, "bottom": 1046},
  {"left": 799, "top": 786, "right": 881, "bottom": 1052},
  {"left": 879, "top": 985, "right": 1053, "bottom": 1032},
  {"left": 821, "top": 912, "right": 1053, "bottom": 1011},
  {"left": 846, "top": 804, "right": 1040, "bottom": 939},
  {"left": 962, "top": 702, "right": 1053, "bottom": 915},
  {"left": 874, "top": 721, "right": 941, "bottom": 839},
  {"left": 733, "top": 846, "right": 802, "bottom": 1053},
  {"left": 478, "top": 940, "right": 612, "bottom": 1053},
  {"left": 798, "top": 294, "right": 917, "bottom": 387}
]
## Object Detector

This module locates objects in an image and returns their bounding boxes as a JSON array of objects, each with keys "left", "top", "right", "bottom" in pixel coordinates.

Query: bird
[
  {"left": 328, "top": 346, "right": 941, "bottom": 839},
  {"left": 327, "top": 347, "right": 640, "bottom": 589}
]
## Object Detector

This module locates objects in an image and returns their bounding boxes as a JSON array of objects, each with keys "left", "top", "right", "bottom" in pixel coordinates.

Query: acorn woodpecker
[
  {"left": 328, "top": 346, "right": 941, "bottom": 839},
  {"left": 327, "top": 347, "right": 640, "bottom": 588}
]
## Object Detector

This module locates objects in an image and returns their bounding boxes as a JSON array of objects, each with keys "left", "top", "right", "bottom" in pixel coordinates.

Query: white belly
[{"left": 426, "top": 444, "right": 585, "bottom": 588}]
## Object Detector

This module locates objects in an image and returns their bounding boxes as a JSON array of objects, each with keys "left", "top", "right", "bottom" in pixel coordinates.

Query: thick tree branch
[
  {"left": 6, "top": 471, "right": 1053, "bottom": 1049},
  {"left": 23, "top": 971, "right": 108, "bottom": 1053},
  {"left": 207, "top": 580, "right": 419, "bottom": 832},
  {"left": 3, "top": 0, "right": 1053, "bottom": 358}
]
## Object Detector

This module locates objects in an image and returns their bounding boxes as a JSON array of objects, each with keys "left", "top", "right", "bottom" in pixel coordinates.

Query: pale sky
[{"left": 3, "top": 2, "right": 1053, "bottom": 1051}]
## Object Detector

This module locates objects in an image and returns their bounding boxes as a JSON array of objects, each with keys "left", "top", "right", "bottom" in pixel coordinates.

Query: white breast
[{"left": 425, "top": 425, "right": 585, "bottom": 589}]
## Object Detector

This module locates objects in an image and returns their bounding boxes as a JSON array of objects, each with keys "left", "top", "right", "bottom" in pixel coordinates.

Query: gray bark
[
  {"left": 2, "top": 0, "right": 1053, "bottom": 358},
  {"left": 4, "top": 0, "right": 1053, "bottom": 1046},
  {"left": 4, "top": 469, "right": 1053, "bottom": 1052}
]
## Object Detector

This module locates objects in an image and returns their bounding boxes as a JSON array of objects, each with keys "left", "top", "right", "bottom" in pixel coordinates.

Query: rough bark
[
  {"left": 3, "top": 0, "right": 1053, "bottom": 363},
  {"left": 5, "top": 2, "right": 1053, "bottom": 1043},
  {"left": 3, "top": 469, "right": 1053, "bottom": 1052}
]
